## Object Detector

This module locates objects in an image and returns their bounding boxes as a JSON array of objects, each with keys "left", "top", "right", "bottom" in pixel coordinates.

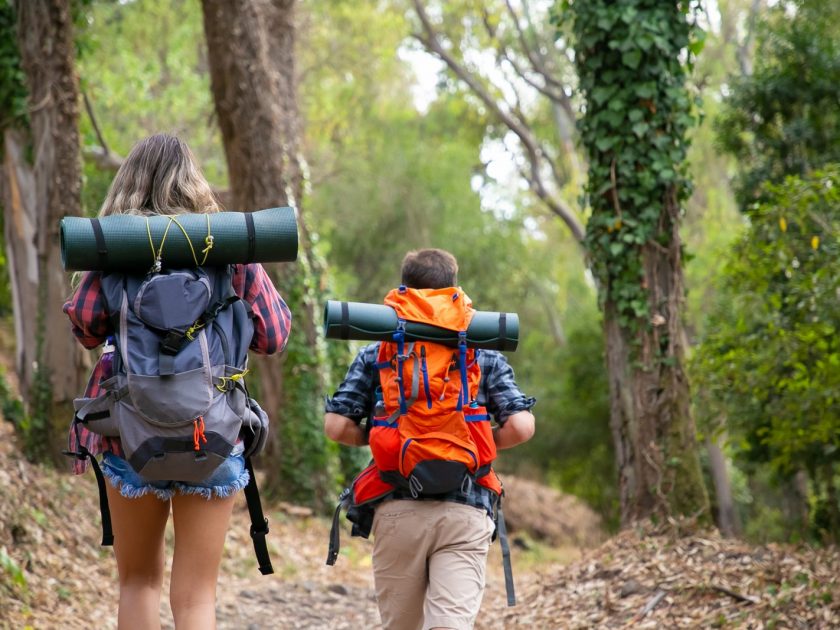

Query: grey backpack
[{"left": 69, "top": 265, "right": 274, "bottom": 574}]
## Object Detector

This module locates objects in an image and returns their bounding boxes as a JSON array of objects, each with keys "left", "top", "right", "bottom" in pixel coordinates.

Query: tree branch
[
  {"left": 412, "top": 0, "right": 584, "bottom": 244},
  {"left": 82, "top": 91, "right": 118, "bottom": 163},
  {"left": 737, "top": 0, "right": 764, "bottom": 77}
]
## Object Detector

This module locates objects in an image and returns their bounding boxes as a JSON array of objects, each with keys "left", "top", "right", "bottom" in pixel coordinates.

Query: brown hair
[
  {"left": 400, "top": 249, "right": 459, "bottom": 289},
  {"left": 99, "top": 133, "right": 219, "bottom": 217}
]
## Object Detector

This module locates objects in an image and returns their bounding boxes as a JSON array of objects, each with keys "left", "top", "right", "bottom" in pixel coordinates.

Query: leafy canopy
[
  {"left": 716, "top": 0, "right": 840, "bottom": 207},
  {"left": 691, "top": 166, "right": 840, "bottom": 478}
]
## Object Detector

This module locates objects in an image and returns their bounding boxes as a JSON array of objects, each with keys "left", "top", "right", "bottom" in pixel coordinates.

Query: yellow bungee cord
[
  {"left": 215, "top": 369, "right": 250, "bottom": 392},
  {"left": 146, "top": 213, "right": 215, "bottom": 273}
]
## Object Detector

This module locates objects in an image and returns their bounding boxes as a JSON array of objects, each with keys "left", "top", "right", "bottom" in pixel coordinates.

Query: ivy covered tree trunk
[
  {"left": 569, "top": 0, "right": 709, "bottom": 525},
  {"left": 201, "top": 0, "right": 334, "bottom": 507},
  {"left": 0, "top": 0, "right": 87, "bottom": 461}
]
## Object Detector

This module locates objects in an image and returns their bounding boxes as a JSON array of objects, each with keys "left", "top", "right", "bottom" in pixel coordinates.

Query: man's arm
[
  {"left": 323, "top": 344, "right": 378, "bottom": 447},
  {"left": 493, "top": 410, "right": 535, "bottom": 449},
  {"left": 481, "top": 351, "right": 537, "bottom": 449},
  {"left": 324, "top": 412, "right": 367, "bottom": 446}
]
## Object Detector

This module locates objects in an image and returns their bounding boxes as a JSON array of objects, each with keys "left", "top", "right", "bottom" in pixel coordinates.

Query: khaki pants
[{"left": 371, "top": 499, "right": 495, "bottom": 630}]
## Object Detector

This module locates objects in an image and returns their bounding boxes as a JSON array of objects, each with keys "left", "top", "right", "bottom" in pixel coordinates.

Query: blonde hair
[{"left": 99, "top": 133, "right": 220, "bottom": 217}]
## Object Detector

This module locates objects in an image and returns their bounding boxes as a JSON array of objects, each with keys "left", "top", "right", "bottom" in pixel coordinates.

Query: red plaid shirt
[{"left": 63, "top": 263, "right": 292, "bottom": 474}]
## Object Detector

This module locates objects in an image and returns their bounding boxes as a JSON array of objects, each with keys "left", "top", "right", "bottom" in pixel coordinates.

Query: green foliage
[
  {"left": 304, "top": 0, "right": 618, "bottom": 518},
  {"left": 0, "top": 1, "right": 26, "bottom": 130},
  {"left": 693, "top": 167, "right": 840, "bottom": 472},
  {"left": 716, "top": 0, "right": 840, "bottom": 207},
  {"left": 59, "top": 0, "right": 617, "bottom": 515},
  {"left": 76, "top": 0, "right": 224, "bottom": 212},
  {"left": 270, "top": 259, "right": 337, "bottom": 510},
  {"left": 0, "top": 546, "right": 26, "bottom": 591},
  {"left": 0, "top": 364, "right": 45, "bottom": 462},
  {"left": 510, "top": 318, "right": 618, "bottom": 529},
  {"left": 562, "top": 0, "right": 702, "bottom": 336},
  {"left": 691, "top": 166, "right": 840, "bottom": 536}
]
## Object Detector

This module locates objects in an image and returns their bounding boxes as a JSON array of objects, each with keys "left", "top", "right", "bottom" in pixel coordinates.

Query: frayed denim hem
[
  {"left": 102, "top": 464, "right": 175, "bottom": 501},
  {"left": 172, "top": 467, "right": 250, "bottom": 500},
  {"left": 100, "top": 451, "right": 248, "bottom": 500}
]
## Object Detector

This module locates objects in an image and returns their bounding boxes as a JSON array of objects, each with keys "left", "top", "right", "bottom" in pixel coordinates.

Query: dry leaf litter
[{"left": 1, "top": 414, "right": 838, "bottom": 629}]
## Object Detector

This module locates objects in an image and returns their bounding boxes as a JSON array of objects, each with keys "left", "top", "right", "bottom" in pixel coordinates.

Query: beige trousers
[{"left": 371, "top": 499, "right": 495, "bottom": 630}]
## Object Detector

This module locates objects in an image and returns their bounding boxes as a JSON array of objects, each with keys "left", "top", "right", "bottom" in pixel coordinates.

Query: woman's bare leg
[
  {"left": 106, "top": 485, "right": 170, "bottom": 630},
  {"left": 169, "top": 493, "right": 236, "bottom": 630}
]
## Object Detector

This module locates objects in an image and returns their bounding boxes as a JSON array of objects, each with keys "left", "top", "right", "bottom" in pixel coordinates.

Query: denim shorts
[{"left": 101, "top": 450, "right": 250, "bottom": 501}]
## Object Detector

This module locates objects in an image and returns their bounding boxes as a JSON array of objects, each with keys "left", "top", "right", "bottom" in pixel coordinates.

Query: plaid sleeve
[
  {"left": 62, "top": 272, "right": 109, "bottom": 350},
  {"left": 324, "top": 344, "right": 379, "bottom": 423},
  {"left": 233, "top": 263, "right": 292, "bottom": 355},
  {"left": 478, "top": 350, "right": 536, "bottom": 424}
]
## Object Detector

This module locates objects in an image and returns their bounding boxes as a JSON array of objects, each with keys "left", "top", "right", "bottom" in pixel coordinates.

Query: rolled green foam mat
[
  {"left": 323, "top": 300, "right": 519, "bottom": 351},
  {"left": 60, "top": 207, "right": 298, "bottom": 271}
]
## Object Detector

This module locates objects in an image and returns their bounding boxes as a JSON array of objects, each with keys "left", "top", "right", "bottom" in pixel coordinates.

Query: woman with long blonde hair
[{"left": 64, "top": 134, "right": 291, "bottom": 629}]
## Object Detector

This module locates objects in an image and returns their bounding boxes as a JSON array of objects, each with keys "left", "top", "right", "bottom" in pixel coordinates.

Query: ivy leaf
[
  {"left": 688, "top": 28, "right": 707, "bottom": 56},
  {"left": 591, "top": 85, "right": 617, "bottom": 106},
  {"left": 622, "top": 49, "right": 642, "bottom": 70},
  {"left": 634, "top": 83, "right": 656, "bottom": 98},
  {"left": 595, "top": 136, "right": 616, "bottom": 152},
  {"left": 631, "top": 122, "right": 649, "bottom": 138}
]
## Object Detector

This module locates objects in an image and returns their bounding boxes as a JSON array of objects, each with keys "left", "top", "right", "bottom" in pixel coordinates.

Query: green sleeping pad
[
  {"left": 323, "top": 299, "right": 519, "bottom": 351},
  {"left": 60, "top": 207, "right": 298, "bottom": 271}
]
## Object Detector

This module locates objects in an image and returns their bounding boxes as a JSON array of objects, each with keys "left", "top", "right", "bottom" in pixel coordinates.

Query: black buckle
[
  {"left": 160, "top": 329, "right": 187, "bottom": 355},
  {"left": 61, "top": 449, "right": 88, "bottom": 461},
  {"left": 250, "top": 517, "right": 270, "bottom": 538}
]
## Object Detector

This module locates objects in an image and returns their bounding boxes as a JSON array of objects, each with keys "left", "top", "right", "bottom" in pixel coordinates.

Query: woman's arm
[
  {"left": 62, "top": 271, "right": 109, "bottom": 349},
  {"left": 235, "top": 263, "right": 292, "bottom": 355}
]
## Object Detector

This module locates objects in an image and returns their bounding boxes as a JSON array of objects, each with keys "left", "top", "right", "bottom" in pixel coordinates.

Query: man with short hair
[{"left": 324, "top": 248, "right": 536, "bottom": 630}]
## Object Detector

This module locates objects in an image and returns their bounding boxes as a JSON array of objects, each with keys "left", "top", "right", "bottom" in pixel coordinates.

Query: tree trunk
[
  {"left": 1, "top": 0, "right": 86, "bottom": 460},
  {"left": 201, "top": 0, "right": 333, "bottom": 507},
  {"left": 572, "top": 1, "right": 710, "bottom": 528},
  {"left": 706, "top": 432, "right": 740, "bottom": 537},
  {"left": 603, "top": 192, "right": 709, "bottom": 526}
]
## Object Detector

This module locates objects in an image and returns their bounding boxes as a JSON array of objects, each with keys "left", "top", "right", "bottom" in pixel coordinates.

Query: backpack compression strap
[
  {"left": 159, "top": 294, "right": 240, "bottom": 376},
  {"left": 496, "top": 499, "right": 516, "bottom": 606},
  {"left": 326, "top": 487, "right": 351, "bottom": 566},
  {"left": 243, "top": 456, "right": 274, "bottom": 575},
  {"left": 62, "top": 443, "right": 114, "bottom": 547}
]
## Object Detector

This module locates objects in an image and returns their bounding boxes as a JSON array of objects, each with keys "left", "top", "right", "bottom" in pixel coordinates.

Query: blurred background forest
[{"left": 1, "top": 0, "right": 838, "bottom": 546}]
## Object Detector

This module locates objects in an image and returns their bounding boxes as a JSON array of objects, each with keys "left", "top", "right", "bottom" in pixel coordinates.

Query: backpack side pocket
[
  {"left": 241, "top": 397, "right": 269, "bottom": 459},
  {"left": 73, "top": 394, "right": 119, "bottom": 437}
]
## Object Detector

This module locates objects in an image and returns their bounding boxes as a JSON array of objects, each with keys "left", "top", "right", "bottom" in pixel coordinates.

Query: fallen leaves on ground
[
  {"left": 478, "top": 525, "right": 840, "bottom": 629},
  {"left": 2, "top": 412, "right": 839, "bottom": 629}
]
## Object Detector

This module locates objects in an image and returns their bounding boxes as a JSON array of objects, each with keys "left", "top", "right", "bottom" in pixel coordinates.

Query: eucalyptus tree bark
[
  {"left": 201, "top": 0, "right": 332, "bottom": 507},
  {"left": 0, "top": 0, "right": 86, "bottom": 460}
]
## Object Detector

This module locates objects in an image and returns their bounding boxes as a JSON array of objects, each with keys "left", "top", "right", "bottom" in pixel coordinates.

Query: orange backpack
[
  {"left": 326, "top": 286, "right": 516, "bottom": 605},
  {"left": 350, "top": 286, "right": 502, "bottom": 507}
]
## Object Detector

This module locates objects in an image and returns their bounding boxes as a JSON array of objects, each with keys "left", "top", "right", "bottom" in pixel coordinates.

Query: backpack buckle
[
  {"left": 250, "top": 517, "right": 270, "bottom": 538},
  {"left": 160, "top": 328, "right": 187, "bottom": 355}
]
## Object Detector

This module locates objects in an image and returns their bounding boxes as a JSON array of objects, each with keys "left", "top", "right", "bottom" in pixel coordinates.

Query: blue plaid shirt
[
  {"left": 325, "top": 344, "right": 535, "bottom": 425},
  {"left": 325, "top": 343, "right": 536, "bottom": 516}
]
